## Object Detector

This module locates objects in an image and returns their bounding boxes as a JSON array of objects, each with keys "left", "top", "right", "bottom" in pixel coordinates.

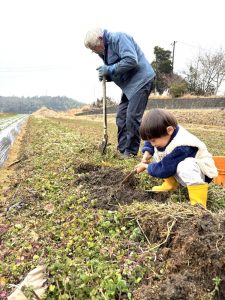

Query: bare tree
[{"left": 185, "top": 48, "right": 225, "bottom": 95}]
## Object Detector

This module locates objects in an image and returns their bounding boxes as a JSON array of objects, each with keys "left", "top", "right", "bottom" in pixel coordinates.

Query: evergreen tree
[{"left": 152, "top": 46, "right": 173, "bottom": 94}]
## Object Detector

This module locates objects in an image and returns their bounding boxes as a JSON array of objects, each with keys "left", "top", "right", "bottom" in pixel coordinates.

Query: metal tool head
[
  {"left": 98, "top": 134, "right": 108, "bottom": 155},
  {"left": 121, "top": 169, "right": 137, "bottom": 185}
]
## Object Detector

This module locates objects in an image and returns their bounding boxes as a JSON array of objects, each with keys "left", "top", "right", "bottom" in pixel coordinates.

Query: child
[{"left": 135, "top": 109, "right": 218, "bottom": 208}]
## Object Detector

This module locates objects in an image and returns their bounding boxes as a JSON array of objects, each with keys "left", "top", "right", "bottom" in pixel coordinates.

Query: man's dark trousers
[{"left": 116, "top": 79, "right": 153, "bottom": 156}]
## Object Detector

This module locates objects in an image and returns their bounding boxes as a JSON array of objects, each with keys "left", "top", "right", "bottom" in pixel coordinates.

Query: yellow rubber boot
[
  {"left": 152, "top": 177, "right": 178, "bottom": 192},
  {"left": 187, "top": 184, "right": 208, "bottom": 208}
]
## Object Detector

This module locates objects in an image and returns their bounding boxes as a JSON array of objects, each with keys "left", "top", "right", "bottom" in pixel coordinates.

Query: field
[{"left": 0, "top": 109, "right": 225, "bottom": 299}]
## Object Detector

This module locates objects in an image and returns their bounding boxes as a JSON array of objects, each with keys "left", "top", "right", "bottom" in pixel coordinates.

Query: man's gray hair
[{"left": 84, "top": 28, "right": 104, "bottom": 49}]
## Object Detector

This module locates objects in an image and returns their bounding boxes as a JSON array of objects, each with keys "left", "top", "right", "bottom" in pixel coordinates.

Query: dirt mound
[
  {"left": 32, "top": 106, "right": 59, "bottom": 117},
  {"left": 32, "top": 105, "right": 91, "bottom": 119},
  {"left": 73, "top": 162, "right": 169, "bottom": 210},
  {"left": 133, "top": 212, "right": 225, "bottom": 300}
]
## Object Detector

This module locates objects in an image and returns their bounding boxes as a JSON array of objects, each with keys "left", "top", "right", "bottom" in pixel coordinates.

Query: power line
[
  {"left": 170, "top": 41, "right": 201, "bottom": 73},
  {"left": 177, "top": 41, "right": 200, "bottom": 49}
]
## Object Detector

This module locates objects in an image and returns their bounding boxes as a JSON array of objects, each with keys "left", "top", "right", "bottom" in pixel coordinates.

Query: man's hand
[
  {"left": 96, "top": 65, "right": 114, "bottom": 81},
  {"left": 135, "top": 162, "right": 148, "bottom": 174}
]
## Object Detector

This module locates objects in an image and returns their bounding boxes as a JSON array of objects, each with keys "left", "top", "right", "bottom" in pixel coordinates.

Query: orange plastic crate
[{"left": 213, "top": 156, "right": 225, "bottom": 187}]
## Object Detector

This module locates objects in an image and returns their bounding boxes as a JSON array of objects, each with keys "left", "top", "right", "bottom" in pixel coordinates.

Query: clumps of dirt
[
  {"left": 132, "top": 211, "right": 225, "bottom": 300},
  {"left": 73, "top": 162, "right": 169, "bottom": 210}
]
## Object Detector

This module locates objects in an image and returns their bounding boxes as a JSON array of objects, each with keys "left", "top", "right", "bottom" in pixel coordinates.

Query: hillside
[{"left": 0, "top": 96, "right": 85, "bottom": 114}]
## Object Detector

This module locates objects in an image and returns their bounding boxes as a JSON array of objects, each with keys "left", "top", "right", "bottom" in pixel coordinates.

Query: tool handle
[
  {"left": 121, "top": 169, "right": 137, "bottom": 185},
  {"left": 102, "top": 77, "right": 107, "bottom": 135}
]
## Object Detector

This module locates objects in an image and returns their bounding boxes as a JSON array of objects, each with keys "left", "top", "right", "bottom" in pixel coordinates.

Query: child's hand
[
  {"left": 141, "top": 151, "right": 152, "bottom": 164},
  {"left": 135, "top": 162, "right": 148, "bottom": 174}
]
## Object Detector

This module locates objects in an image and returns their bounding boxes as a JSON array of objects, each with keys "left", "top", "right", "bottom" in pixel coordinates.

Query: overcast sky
[{"left": 0, "top": 0, "right": 224, "bottom": 104}]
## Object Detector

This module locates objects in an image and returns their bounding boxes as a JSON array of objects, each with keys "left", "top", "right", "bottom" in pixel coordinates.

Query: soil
[
  {"left": 133, "top": 212, "right": 225, "bottom": 300},
  {"left": 73, "top": 162, "right": 225, "bottom": 299},
  {"left": 73, "top": 162, "right": 169, "bottom": 210}
]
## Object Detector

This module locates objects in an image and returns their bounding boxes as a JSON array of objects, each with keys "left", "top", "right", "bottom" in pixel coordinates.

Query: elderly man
[{"left": 84, "top": 28, "right": 155, "bottom": 158}]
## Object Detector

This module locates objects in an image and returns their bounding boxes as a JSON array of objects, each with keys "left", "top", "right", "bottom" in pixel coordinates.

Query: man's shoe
[
  {"left": 114, "top": 151, "right": 124, "bottom": 159},
  {"left": 118, "top": 153, "right": 136, "bottom": 160}
]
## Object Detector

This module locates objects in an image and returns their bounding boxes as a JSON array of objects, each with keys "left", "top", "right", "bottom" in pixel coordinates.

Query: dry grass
[{"left": 149, "top": 93, "right": 225, "bottom": 99}]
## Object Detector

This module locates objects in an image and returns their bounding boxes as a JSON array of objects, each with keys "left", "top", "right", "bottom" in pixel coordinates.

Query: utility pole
[{"left": 171, "top": 41, "right": 177, "bottom": 73}]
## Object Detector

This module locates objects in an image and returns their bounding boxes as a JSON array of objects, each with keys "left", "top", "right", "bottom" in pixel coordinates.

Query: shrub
[{"left": 169, "top": 80, "right": 188, "bottom": 98}]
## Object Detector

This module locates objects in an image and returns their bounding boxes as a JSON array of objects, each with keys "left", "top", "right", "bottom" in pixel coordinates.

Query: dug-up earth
[
  {"left": 73, "top": 161, "right": 225, "bottom": 300},
  {"left": 134, "top": 211, "right": 225, "bottom": 300},
  {"left": 74, "top": 162, "right": 169, "bottom": 210}
]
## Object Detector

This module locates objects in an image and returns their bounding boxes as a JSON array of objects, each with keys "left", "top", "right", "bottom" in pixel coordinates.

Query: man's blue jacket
[{"left": 101, "top": 30, "right": 155, "bottom": 99}]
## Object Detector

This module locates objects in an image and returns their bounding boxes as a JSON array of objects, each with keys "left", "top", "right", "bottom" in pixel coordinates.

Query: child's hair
[{"left": 140, "top": 109, "right": 178, "bottom": 140}]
